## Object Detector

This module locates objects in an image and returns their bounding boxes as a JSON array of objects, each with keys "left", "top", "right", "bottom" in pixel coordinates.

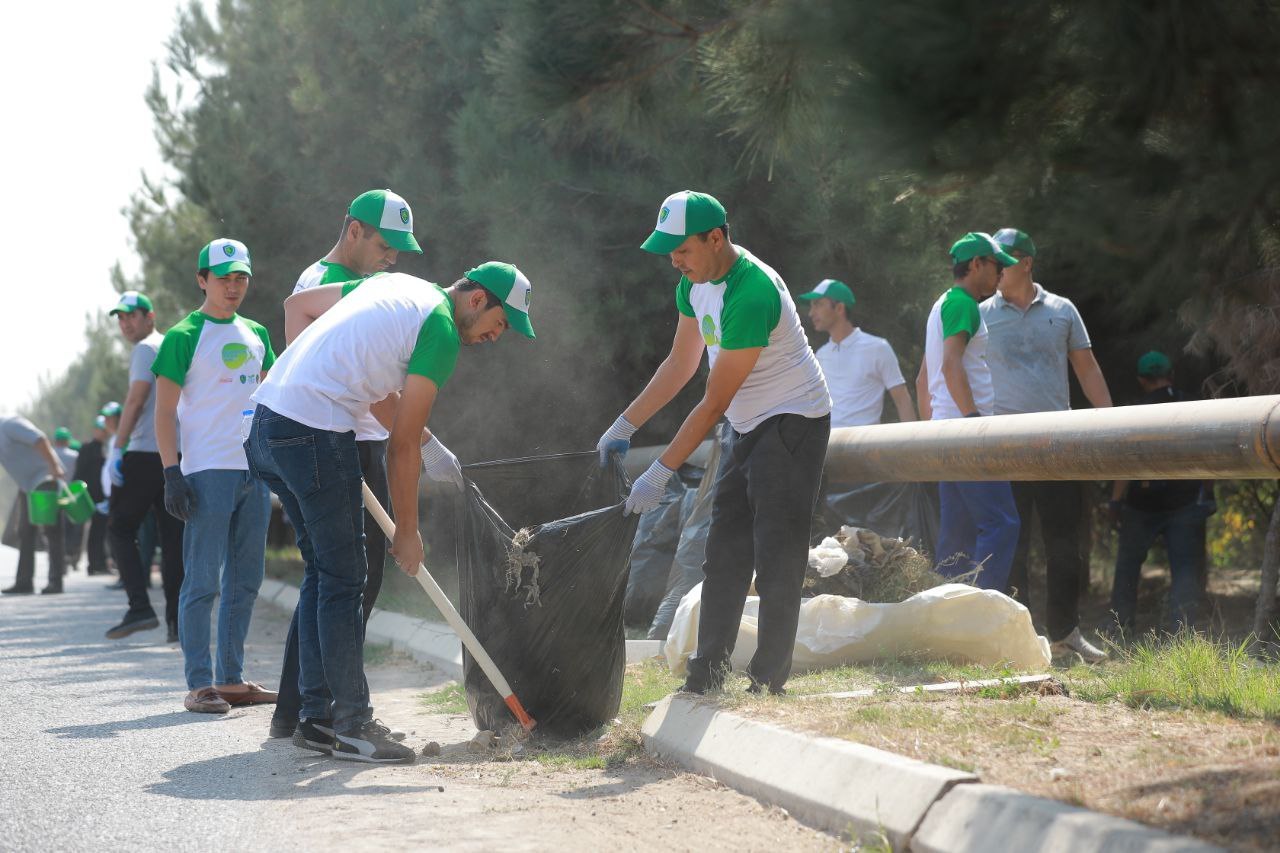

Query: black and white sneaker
[
  {"left": 292, "top": 717, "right": 335, "bottom": 754},
  {"left": 332, "top": 719, "right": 416, "bottom": 764}
]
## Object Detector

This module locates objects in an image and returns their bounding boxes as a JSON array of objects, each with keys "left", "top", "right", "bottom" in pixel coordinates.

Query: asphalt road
[{"left": 0, "top": 548, "right": 838, "bottom": 852}]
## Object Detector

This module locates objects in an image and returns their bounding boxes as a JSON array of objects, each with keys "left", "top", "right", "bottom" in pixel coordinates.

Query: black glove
[{"left": 163, "top": 465, "right": 196, "bottom": 521}]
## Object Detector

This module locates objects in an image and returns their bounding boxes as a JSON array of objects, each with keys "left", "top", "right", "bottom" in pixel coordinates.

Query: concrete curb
[
  {"left": 257, "top": 578, "right": 663, "bottom": 682},
  {"left": 641, "top": 694, "right": 1220, "bottom": 852}
]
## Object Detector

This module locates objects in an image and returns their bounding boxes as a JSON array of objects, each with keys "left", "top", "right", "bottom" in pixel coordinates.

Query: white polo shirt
[{"left": 815, "top": 329, "right": 906, "bottom": 427}]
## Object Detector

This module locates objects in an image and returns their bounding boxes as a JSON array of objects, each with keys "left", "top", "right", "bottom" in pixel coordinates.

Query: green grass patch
[
  {"left": 363, "top": 643, "right": 395, "bottom": 667},
  {"left": 419, "top": 681, "right": 469, "bottom": 714},
  {"left": 1066, "top": 631, "right": 1280, "bottom": 719}
]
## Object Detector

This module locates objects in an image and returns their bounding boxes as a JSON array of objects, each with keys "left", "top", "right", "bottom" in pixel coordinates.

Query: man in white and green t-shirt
[
  {"left": 597, "top": 191, "right": 831, "bottom": 696},
  {"left": 269, "top": 188, "right": 422, "bottom": 739},
  {"left": 918, "top": 232, "right": 1020, "bottom": 591},
  {"left": 152, "top": 238, "right": 278, "bottom": 715},
  {"left": 246, "top": 262, "right": 533, "bottom": 764}
]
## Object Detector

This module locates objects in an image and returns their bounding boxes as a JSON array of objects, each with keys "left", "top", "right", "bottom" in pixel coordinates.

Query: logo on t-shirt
[
  {"left": 700, "top": 315, "right": 720, "bottom": 346},
  {"left": 399, "top": 207, "right": 410, "bottom": 225},
  {"left": 221, "top": 343, "right": 250, "bottom": 369}
]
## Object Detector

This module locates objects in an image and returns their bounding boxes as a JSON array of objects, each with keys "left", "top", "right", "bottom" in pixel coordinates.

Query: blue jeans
[
  {"left": 1110, "top": 502, "right": 1202, "bottom": 631},
  {"left": 936, "top": 481, "right": 1020, "bottom": 592},
  {"left": 178, "top": 469, "right": 271, "bottom": 690},
  {"left": 245, "top": 406, "right": 371, "bottom": 735}
]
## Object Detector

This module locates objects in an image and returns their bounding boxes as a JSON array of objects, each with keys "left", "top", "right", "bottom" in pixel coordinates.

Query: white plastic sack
[{"left": 664, "top": 582, "right": 1051, "bottom": 676}]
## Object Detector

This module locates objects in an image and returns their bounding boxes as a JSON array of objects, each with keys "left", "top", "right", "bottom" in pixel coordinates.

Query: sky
[{"left": 0, "top": 2, "right": 187, "bottom": 414}]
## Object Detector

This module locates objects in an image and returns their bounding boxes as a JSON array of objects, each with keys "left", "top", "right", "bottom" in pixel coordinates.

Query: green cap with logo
[
  {"left": 950, "top": 232, "right": 1019, "bottom": 267},
  {"left": 108, "top": 291, "right": 153, "bottom": 316},
  {"left": 348, "top": 189, "right": 422, "bottom": 254},
  {"left": 993, "top": 228, "right": 1037, "bottom": 258},
  {"left": 641, "top": 190, "right": 727, "bottom": 254},
  {"left": 198, "top": 238, "right": 252, "bottom": 276},
  {"left": 1137, "top": 350, "right": 1172, "bottom": 377},
  {"left": 53, "top": 427, "right": 72, "bottom": 441},
  {"left": 463, "top": 261, "right": 535, "bottom": 339},
  {"left": 100, "top": 401, "right": 122, "bottom": 418},
  {"left": 797, "top": 279, "right": 856, "bottom": 309}
]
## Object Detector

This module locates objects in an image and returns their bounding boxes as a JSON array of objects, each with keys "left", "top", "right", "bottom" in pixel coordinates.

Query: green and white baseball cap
[
  {"left": 93, "top": 415, "right": 107, "bottom": 430},
  {"left": 109, "top": 291, "right": 153, "bottom": 316},
  {"left": 198, "top": 238, "right": 252, "bottom": 276},
  {"left": 641, "top": 190, "right": 727, "bottom": 254},
  {"left": 993, "top": 228, "right": 1037, "bottom": 258},
  {"left": 349, "top": 189, "right": 422, "bottom": 254},
  {"left": 53, "top": 427, "right": 72, "bottom": 441},
  {"left": 464, "top": 261, "right": 535, "bottom": 339},
  {"left": 100, "top": 401, "right": 122, "bottom": 418},
  {"left": 950, "top": 232, "right": 1018, "bottom": 267},
  {"left": 797, "top": 279, "right": 856, "bottom": 309}
]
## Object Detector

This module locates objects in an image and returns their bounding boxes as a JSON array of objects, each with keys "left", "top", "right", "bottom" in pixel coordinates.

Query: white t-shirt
[
  {"left": 151, "top": 312, "right": 276, "bottom": 474},
  {"left": 815, "top": 329, "right": 906, "bottom": 428},
  {"left": 924, "top": 286, "right": 994, "bottom": 420},
  {"left": 676, "top": 247, "right": 830, "bottom": 433},
  {"left": 253, "top": 273, "right": 460, "bottom": 433},
  {"left": 291, "top": 259, "right": 387, "bottom": 441}
]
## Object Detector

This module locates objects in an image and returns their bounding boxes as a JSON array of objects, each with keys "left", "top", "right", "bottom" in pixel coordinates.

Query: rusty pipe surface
[{"left": 625, "top": 396, "right": 1280, "bottom": 482}]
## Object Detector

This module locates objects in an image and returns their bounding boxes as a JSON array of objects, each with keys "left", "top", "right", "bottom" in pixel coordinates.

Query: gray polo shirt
[
  {"left": 980, "top": 283, "right": 1091, "bottom": 414},
  {"left": 0, "top": 416, "right": 52, "bottom": 492},
  {"left": 124, "top": 330, "right": 164, "bottom": 453}
]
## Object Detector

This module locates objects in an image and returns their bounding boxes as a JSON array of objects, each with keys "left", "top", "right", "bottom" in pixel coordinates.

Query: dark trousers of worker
[
  {"left": 14, "top": 485, "right": 65, "bottom": 590},
  {"left": 1110, "top": 502, "right": 1202, "bottom": 632},
  {"left": 270, "top": 438, "right": 388, "bottom": 733},
  {"left": 935, "top": 481, "right": 1019, "bottom": 592},
  {"left": 1006, "top": 481, "right": 1086, "bottom": 642},
  {"left": 86, "top": 512, "right": 109, "bottom": 574},
  {"left": 108, "top": 451, "right": 185, "bottom": 626},
  {"left": 684, "top": 413, "right": 830, "bottom": 694}
]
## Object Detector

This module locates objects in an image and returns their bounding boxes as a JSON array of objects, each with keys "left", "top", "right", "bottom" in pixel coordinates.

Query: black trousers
[
  {"left": 1006, "top": 480, "right": 1085, "bottom": 642},
  {"left": 108, "top": 451, "right": 184, "bottom": 625},
  {"left": 685, "top": 413, "right": 830, "bottom": 693},
  {"left": 271, "top": 438, "right": 389, "bottom": 728},
  {"left": 86, "top": 512, "right": 109, "bottom": 573},
  {"left": 14, "top": 484, "right": 65, "bottom": 589}
]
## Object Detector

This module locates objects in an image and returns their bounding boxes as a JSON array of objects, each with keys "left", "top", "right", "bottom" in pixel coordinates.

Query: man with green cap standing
[
  {"left": 51, "top": 428, "right": 82, "bottom": 568},
  {"left": 105, "top": 291, "right": 186, "bottom": 641},
  {"left": 72, "top": 415, "right": 111, "bottom": 575},
  {"left": 267, "top": 189, "right": 423, "bottom": 738},
  {"left": 798, "top": 279, "right": 915, "bottom": 426},
  {"left": 917, "top": 233, "right": 1020, "bottom": 591},
  {"left": 247, "top": 262, "right": 534, "bottom": 763},
  {"left": 152, "top": 238, "right": 279, "bottom": 713},
  {"left": 597, "top": 190, "right": 831, "bottom": 696},
  {"left": 981, "top": 227, "right": 1111, "bottom": 662}
]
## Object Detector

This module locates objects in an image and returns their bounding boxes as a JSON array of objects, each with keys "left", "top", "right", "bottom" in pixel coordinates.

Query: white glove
[
  {"left": 596, "top": 415, "right": 638, "bottom": 467},
  {"left": 625, "top": 460, "right": 675, "bottom": 516},
  {"left": 420, "top": 436, "right": 465, "bottom": 490},
  {"left": 107, "top": 445, "right": 125, "bottom": 488}
]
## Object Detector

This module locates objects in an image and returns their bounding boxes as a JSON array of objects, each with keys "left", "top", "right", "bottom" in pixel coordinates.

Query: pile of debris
[{"left": 804, "top": 525, "right": 948, "bottom": 603}]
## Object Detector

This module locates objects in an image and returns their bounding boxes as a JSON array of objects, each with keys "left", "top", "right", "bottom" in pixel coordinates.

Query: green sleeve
[
  {"left": 719, "top": 269, "right": 781, "bottom": 350},
  {"left": 150, "top": 314, "right": 203, "bottom": 386},
  {"left": 940, "top": 290, "right": 980, "bottom": 340},
  {"left": 674, "top": 278, "right": 694, "bottom": 318},
  {"left": 320, "top": 262, "right": 360, "bottom": 285},
  {"left": 406, "top": 305, "right": 461, "bottom": 389},
  {"left": 340, "top": 280, "right": 362, "bottom": 297},
  {"left": 248, "top": 320, "right": 276, "bottom": 371}
]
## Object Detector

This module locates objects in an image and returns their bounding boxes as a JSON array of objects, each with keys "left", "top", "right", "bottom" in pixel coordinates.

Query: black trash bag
[
  {"left": 458, "top": 452, "right": 639, "bottom": 738},
  {"left": 820, "top": 480, "right": 940, "bottom": 557}
]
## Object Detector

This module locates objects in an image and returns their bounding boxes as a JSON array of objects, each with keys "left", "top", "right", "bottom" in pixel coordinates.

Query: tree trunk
[{"left": 1251, "top": 489, "right": 1280, "bottom": 642}]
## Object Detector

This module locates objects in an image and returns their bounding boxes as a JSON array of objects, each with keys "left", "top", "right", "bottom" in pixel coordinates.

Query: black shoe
[
  {"left": 332, "top": 719, "right": 415, "bottom": 764},
  {"left": 677, "top": 680, "right": 706, "bottom": 695},
  {"left": 166, "top": 621, "right": 179, "bottom": 644},
  {"left": 40, "top": 585, "right": 63, "bottom": 595},
  {"left": 292, "top": 718, "right": 335, "bottom": 754},
  {"left": 1, "top": 584, "right": 34, "bottom": 595},
  {"left": 269, "top": 716, "right": 296, "bottom": 739},
  {"left": 105, "top": 611, "right": 160, "bottom": 639}
]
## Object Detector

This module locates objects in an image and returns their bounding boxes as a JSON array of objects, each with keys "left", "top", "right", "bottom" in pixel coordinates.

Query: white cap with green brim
[
  {"left": 464, "top": 261, "right": 535, "bottom": 339},
  {"left": 349, "top": 189, "right": 422, "bottom": 254},
  {"left": 797, "top": 279, "right": 856, "bottom": 308},
  {"left": 198, "top": 238, "right": 252, "bottom": 276},
  {"left": 641, "top": 190, "right": 727, "bottom": 254},
  {"left": 109, "top": 291, "right": 153, "bottom": 316}
]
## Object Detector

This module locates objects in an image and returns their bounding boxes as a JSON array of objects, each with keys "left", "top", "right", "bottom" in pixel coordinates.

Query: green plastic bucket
[
  {"left": 27, "top": 489, "right": 60, "bottom": 526},
  {"left": 59, "top": 480, "right": 95, "bottom": 524}
]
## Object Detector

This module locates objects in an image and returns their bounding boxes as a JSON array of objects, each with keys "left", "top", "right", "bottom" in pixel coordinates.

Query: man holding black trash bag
[{"left": 597, "top": 190, "right": 831, "bottom": 696}]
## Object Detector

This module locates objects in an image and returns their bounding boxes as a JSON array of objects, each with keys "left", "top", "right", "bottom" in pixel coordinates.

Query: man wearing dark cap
[{"left": 1108, "top": 351, "right": 1205, "bottom": 632}]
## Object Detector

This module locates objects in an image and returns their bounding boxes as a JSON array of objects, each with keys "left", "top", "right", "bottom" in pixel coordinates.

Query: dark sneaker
[
  {"left": 332, "top": 720, "right": 416, "bottom": 764},
  {"left": 268, "top": 716, "right": 296, "bottom": 739},
  {"left": 40, "top": 585, "right": 64, "bottom": 595},
  {"left": 292, "top": 718, "right": 335, "bottom": 754},
  {"left": 105, "top": 611, "right": 160, "bottom": 639},
  {"left": 1, "top": 584, "right": 34, "bottom": 595},
  {"left": 166, "top": 621, "right": 179, "bottom": 644}
]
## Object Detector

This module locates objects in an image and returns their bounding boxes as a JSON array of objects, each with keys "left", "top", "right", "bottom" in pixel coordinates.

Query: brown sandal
[
  {"left": 185, "top": 686, "right": 231, "bottom": 714},
  {"left": 215, "top": 680, "right": 278, "bottom": 706}
]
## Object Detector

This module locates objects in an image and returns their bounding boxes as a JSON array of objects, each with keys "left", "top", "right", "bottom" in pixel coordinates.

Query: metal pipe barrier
[{"left": 625, "top": 396, "right": 1280, "bottom": 482}]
